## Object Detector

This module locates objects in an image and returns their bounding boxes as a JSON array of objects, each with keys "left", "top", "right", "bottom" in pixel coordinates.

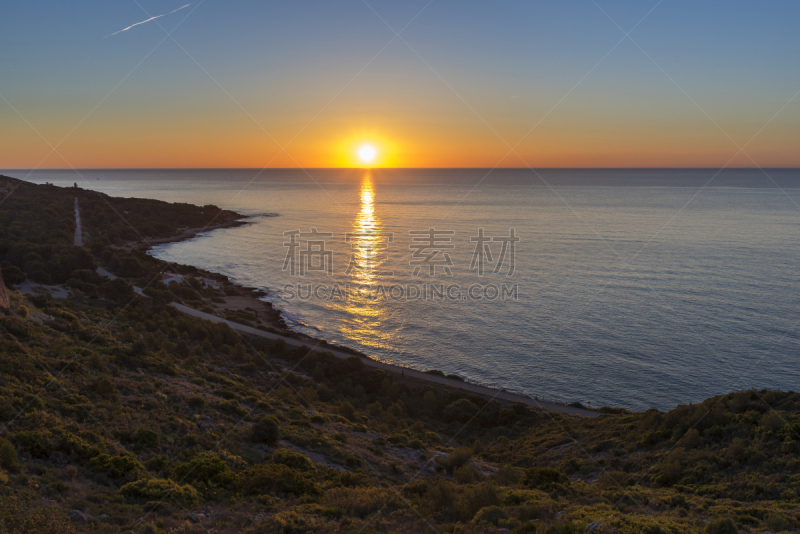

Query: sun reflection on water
[{"left": 340, "top": 172, "right": 394, "bottom": 348}]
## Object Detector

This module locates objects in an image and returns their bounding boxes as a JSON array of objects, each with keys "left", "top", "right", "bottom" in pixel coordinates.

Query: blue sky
[{"left": 1, "top": 0, "right": 798, "bottom": 167}]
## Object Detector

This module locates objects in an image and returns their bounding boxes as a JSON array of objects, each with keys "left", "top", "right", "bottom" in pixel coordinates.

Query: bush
[
  {"left": 425, "top": 431, "right": 442, "bottom": 445},
  {"left": 120, "top": 478, "right": 200, "bottom": 507},
  {"left": 89, "top": 453, "right": 141, "bottom": 479},
  {"left": 521, "top": 467, "right": 570, "bottom": 490},
  {"left": 217, "top": 399, "right": 246, "bottom": 417},
  {"left": 101, "top": 277, "right": 135, "bottom": 304},
  {"left": 251, "top": 416, "right": 280, "bottom": 446},
  {"left": 187, "top": 396, "right": 205, "bottom": 409},
  {"left": 0, "top": 437, "right": 19, "bottom": 473},
  {"left": 1, "top": 266, "right": 25, "bottom": 286},
  {"left": 444, "top": 398, "right": 479, "bottom": 423},
  {"left": 90, "top": 375, "right": 116, "bottom": 399},
  {"left": 239, "top": 464, "right": 320, "bottom": 497},
  {"left": 456, "top": 482, "right": 499, "bottom": 521},
  {"left": 14, "top": 429, "right": 99, "bottom": 461},
  {"left": 388, "top": 434, "right": 408, "bottom": 446},
  {"left": 472, "top": 505, "right": 508, "bottom": 526},
  {"left": 439, "top": 448, "right": 472, "bottom": 474},
  {"left": 766, "top": 513, "right": 791, "bottom": 532},
  {"left": 322, "top": 487, "right": 403, "bottom": 518},
  {"left": 704, "top": 518, "right": 737, "bottom": 534},
  {"left": 133, "top": 428, "right": 160, "bottom": 451},
  {"left": 272, "top": 449, "right": 315, "bottom": 472},
  {"left": 339, "top": 402, "right": 356, "bottom": 421},
  {"left": 1, "top": 317, "right": 31, "bottom": 338},
  {"left": 454, "top": 464, "right": 480, "bottom": 484},
  {"left": 172, "top": 454, "right": 238, "bottom": 490}
]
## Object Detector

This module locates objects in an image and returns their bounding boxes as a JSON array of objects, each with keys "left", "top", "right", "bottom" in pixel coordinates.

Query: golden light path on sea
[{"left": 339, "top": 172, "right": 394, "bottom": 350}]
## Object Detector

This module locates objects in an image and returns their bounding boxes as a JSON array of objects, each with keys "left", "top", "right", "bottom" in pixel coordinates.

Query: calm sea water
[{"left": 8, "top": 168, "right": 800, "bottom": 411}]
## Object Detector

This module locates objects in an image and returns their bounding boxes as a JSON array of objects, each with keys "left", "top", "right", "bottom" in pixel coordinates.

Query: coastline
[{"left": 141, "top": 216, "right": 604, "bottom": 418}]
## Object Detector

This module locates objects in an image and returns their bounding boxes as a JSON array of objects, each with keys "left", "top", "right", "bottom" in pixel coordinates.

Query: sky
[{"left": 1, "top": 0, "right": 798, "bottom": 169}]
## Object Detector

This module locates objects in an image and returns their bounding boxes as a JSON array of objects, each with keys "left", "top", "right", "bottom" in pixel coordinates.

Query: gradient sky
[{"left": 1, "top": 1, "right": 798, "bottom": 169}]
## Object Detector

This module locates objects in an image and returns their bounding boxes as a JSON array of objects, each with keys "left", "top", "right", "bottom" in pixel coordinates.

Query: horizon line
[{"left": 3, "top": 166, "right": 800, "bottom": 172}]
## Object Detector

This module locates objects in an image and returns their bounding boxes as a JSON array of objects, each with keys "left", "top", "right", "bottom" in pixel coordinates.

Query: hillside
[{"left": 0, "top": 177, "right": 797, "bottom": 533}]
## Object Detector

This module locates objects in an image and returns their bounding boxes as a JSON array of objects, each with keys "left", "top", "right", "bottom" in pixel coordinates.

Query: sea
[{"left": 7, "top": 167, "right": 800, "bottom": 411}]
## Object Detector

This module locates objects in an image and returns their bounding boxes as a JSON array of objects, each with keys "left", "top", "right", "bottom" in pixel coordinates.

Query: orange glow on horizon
[{"left": 2, "top": 118, "right": 798, "bottom": 169}]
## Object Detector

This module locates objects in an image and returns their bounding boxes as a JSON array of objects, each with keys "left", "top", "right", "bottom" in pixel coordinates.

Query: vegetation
[{"left": 0, "top": 176, "right": 797, "bottom": 533}]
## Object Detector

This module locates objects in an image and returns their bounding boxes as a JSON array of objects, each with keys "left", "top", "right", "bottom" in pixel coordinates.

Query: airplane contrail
[{"left": 107, "top": 4, "right": 191, "bottom": 37}]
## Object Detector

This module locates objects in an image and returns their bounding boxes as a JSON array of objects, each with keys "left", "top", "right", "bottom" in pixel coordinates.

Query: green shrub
[
  {"left": 444, "top": 398, "right": 479, "bottom": 423},
  {"left": 454, "top": 464, "right": 480, "bottom": 484},
  {"left": 120, "top": 478, "right": 200, "bottom": 507},
  {"left": 1, "top": 266, "right": 25, "bottom": 286},
  {"left": 272, "top": 449, "right": 315, "bottom": 472},
  {"left": 14, "top": 429, "right": 99, "bottom": 461},
  {"left": 472, "top": 505, "right": 508, "bottom": 526},
  {"left": 521, "top": 467, "right": 569, "bottom": 490},
  {"left": 172, "top": 454, "right": 238, "bottom": 490},
  {"left": 146, "top": 455, "right": 173, "bottom": 475},
  {"left": 439, "top": 448, "right": 472, "bottom": 474},
  {"left": 456, "top": 482, "right": 499, "bottom": 521},
  {"left": 0, "top": 400, "right": 14, "bottom": 422},
  {"left": 251, "top": 416, "right": 280, "bottom": 446},
  {"left": 1, "top": 317, "right": 31, "bottom": 338},
  {"left": 187, "top": 396, "right": 205, "bottom": 409},
  {"left": 425, "top": 431, "right": 442, "bottom": 445},
  {"left": 766, "top": 513, "right": 791, "bottom": 532},
  {"left": 425, "top": 478, "right": 455, "bottom": 516},
  {"left": 90, "top": 375, "right": 116, "bottom": 399},
  {"left": 322, "top": 486, "right": 403, "bottom": 518},
  {"left": 339, "top": 402, "right": 356, "bottom": 421},
  {"left": 133, "top": 428, "right": 160, "bottom": 451},
  {"left": 217, "top": 399, "right": 247, "bottom": 417},
  {"left": 89, "top": 453, "right": 141, "bottom": 479},
  {"left": 0, "top": 438, "right": 19, "bottom": 473},
  {"left": 239, "top": 464, "right": 320, "bottom": 497},
  {"left": 704, "top": 518, "right": 737, "bottom": 534},
  {"left": 13, "top": 430, "right": 51, "bottom": 459},
  {"left": 388, "top": 434, "right": 408, "bottom": 446}
]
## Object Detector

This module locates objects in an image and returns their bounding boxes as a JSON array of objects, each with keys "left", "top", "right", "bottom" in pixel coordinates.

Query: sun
[{"left": 358, "top": 145, "right": 376, "bottom": 164}]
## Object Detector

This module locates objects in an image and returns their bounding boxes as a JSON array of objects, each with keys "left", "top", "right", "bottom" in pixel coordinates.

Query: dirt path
[{"left": 74, "top": 197, "right": 83, "bottom": 246}]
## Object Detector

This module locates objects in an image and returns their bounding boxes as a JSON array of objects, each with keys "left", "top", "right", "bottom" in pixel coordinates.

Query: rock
[
  {"left": 97, "top": 514, "right": 110, "bottom": 522},
  {"left": 586, "top": 522, "right": 603, "bottom": 532},
  {"left": 187, "top": 512, "right": 202, "bottom": 523},
  {"left": 69, "top": 510, "right": 91, "bottom": 523}
]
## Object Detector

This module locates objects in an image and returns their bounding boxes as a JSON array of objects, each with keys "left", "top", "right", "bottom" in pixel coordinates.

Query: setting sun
[{"left": 358, "top": 145, "right": 376, "bottom": 164}]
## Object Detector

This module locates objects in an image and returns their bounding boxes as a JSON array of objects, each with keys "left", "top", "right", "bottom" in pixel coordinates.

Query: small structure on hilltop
[{"left": 0, "top": 267, "right": 10, "bottom": 309}]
